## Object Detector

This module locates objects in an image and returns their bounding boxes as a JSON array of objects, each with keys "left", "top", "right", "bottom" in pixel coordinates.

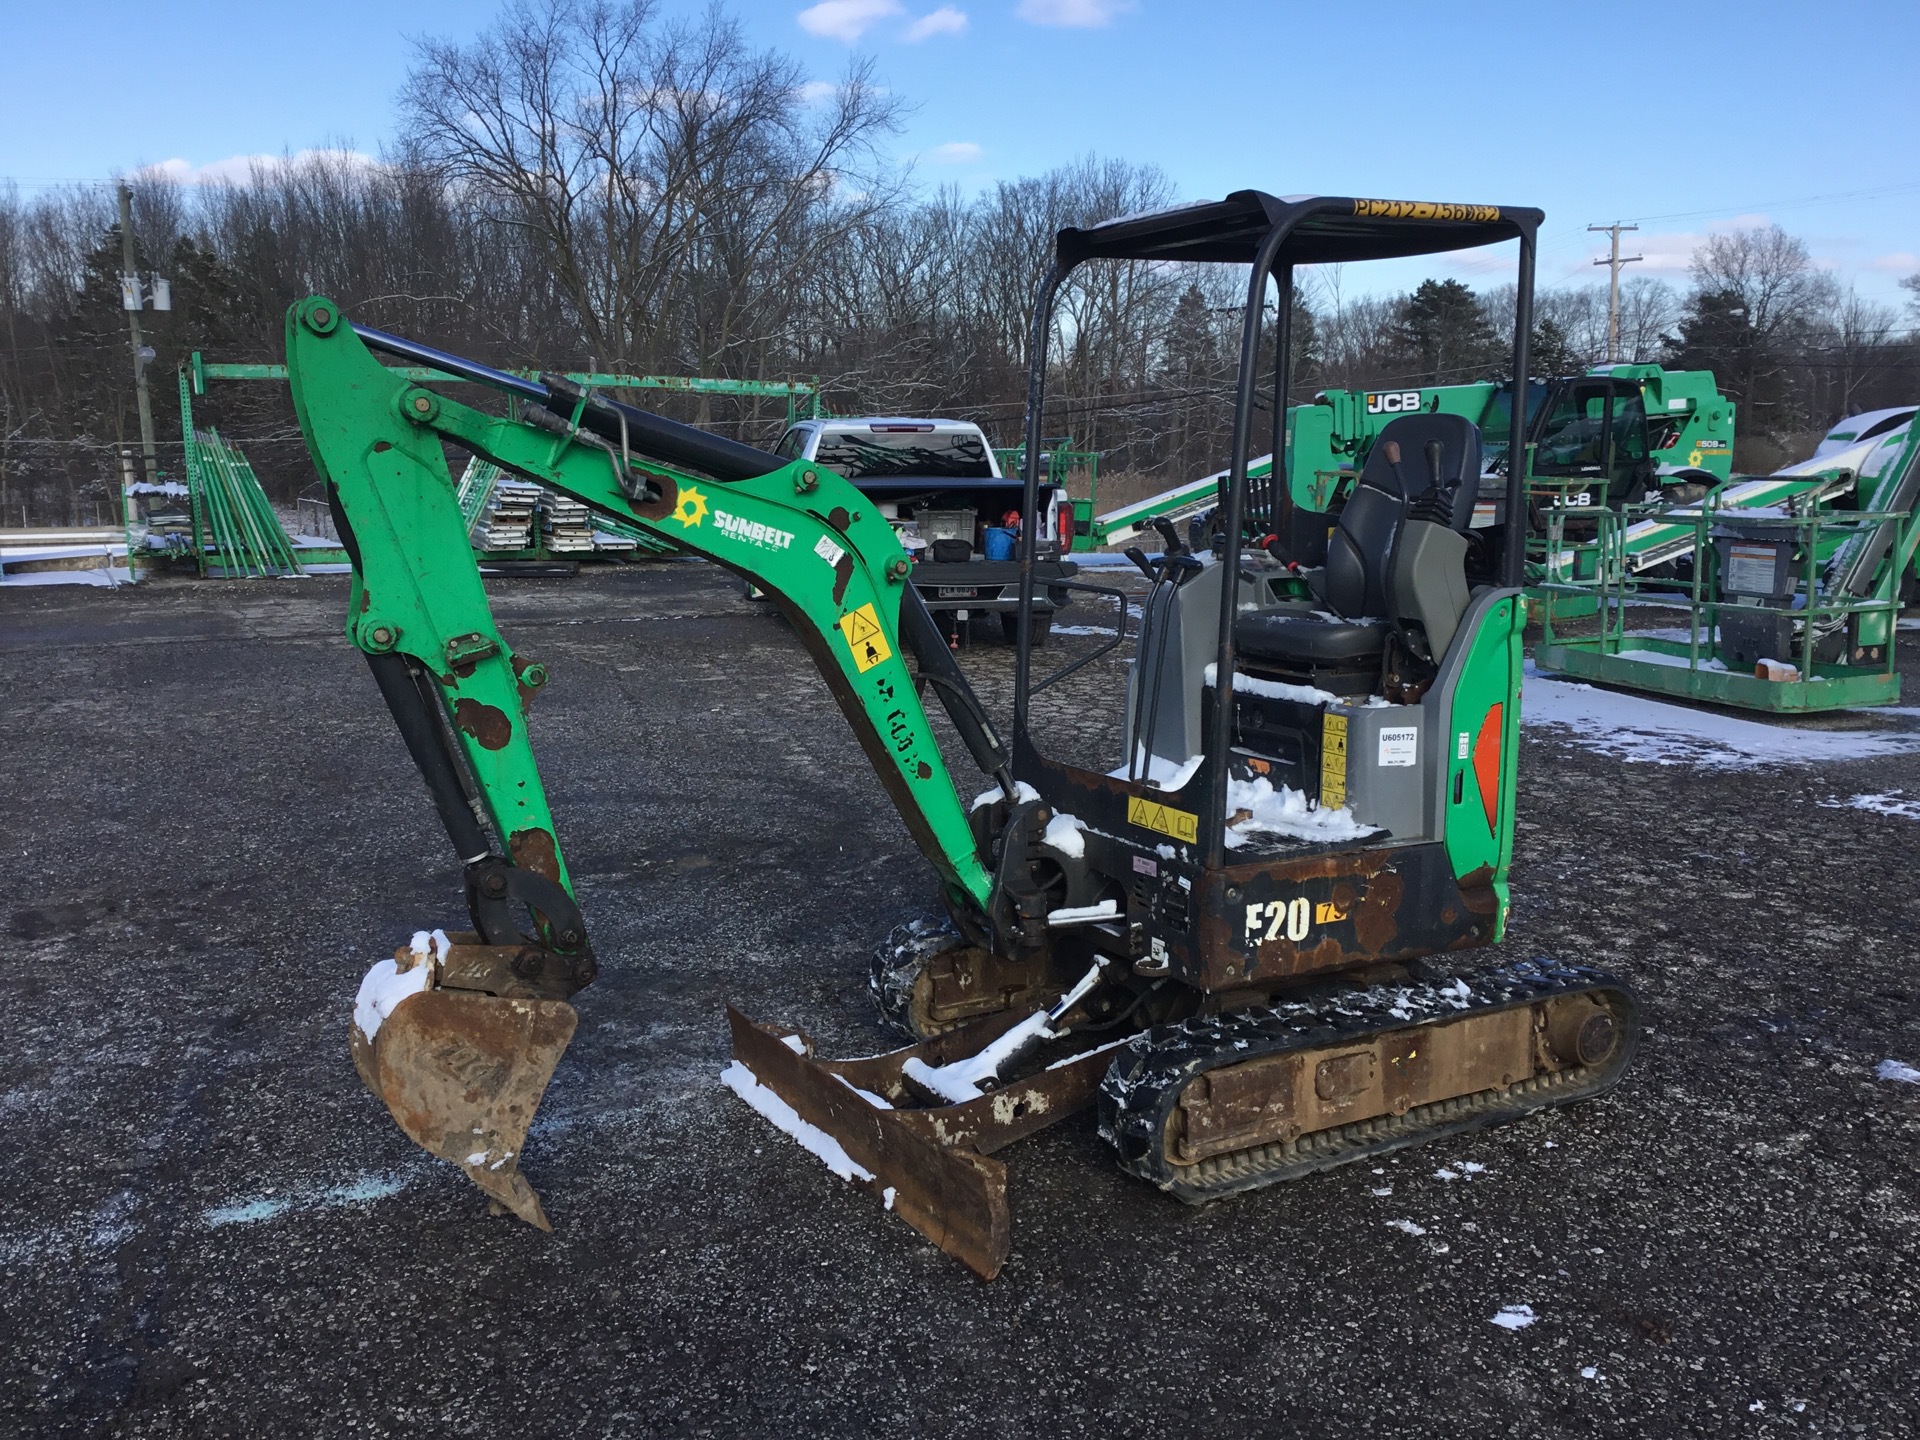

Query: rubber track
[{"left": 1096, "top": 957, "right": 1638, "bottom": 1203}]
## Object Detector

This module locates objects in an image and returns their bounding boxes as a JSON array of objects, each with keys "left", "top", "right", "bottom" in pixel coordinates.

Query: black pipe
[
  {"left": 1267, "top": 264, "right": 1294, "bottom": 544},
  {"left": 1013, "top": 263, "right": 1071, "bottom": 730},
  {"left": 1503, "top": 230, "right": 1536, "bottom": 588},
  {"left": 1206, "top": 218, "right": 1301, "bottom": 871},
  {"left": 351, "top": 323, "right": 785, "bottom": 483}
]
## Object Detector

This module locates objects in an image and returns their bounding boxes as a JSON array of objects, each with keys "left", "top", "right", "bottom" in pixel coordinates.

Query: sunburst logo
[{"left": 671, "top": 485, "right": 709, "bottom": 529}]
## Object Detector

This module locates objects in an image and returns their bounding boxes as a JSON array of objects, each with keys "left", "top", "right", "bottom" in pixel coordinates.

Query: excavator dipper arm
[{"left": 284, "top": 296, "right": 1013, "bottom": 1222}]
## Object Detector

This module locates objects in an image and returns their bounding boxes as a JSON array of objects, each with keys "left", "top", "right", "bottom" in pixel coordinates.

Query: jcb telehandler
[{"left": 291, "top": 191, "right": 1636, "bottom": 1280}]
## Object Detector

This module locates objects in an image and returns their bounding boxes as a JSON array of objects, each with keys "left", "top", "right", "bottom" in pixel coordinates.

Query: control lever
[{"left": 1149, "top": 516, "right": 1190, "bottom": 557}]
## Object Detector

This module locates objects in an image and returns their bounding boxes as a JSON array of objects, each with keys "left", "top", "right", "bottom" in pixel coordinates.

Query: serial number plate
[{"left": 936, "top": 586, "right": 980, "bottom": 599}]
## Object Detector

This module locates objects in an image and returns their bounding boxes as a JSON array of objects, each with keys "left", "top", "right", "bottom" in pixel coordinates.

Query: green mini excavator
[{"left": 289, "top": 192, "right": 1637, "bottom": 1279}]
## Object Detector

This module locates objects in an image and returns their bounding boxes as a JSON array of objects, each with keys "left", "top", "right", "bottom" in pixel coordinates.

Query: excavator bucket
[
  {"left": 349, "top": 933, "right": 577, "bottom": 1229},
  {"left": 725, "top": 1007, "right": 1118, "bottom": 1279}
]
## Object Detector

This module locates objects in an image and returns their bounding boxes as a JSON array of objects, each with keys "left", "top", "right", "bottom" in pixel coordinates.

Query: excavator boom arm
[{"left": 285, "top": 296, "right": 1002, "bottom": 940}]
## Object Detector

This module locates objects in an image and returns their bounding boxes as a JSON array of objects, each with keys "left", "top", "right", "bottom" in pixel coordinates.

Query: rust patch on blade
[
  {"left": 453, "top": 698, "right": 513, "bottom": 750},
  {"left": 352, "top": 987, "right": 577, "bottom": 1229}
]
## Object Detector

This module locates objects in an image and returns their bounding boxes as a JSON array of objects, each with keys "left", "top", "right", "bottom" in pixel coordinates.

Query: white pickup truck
[{"left": 773, "top": 416, "right": 1078, "bottom": 643}]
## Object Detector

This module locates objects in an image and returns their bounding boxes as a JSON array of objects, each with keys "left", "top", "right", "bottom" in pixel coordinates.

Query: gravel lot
[{"left": 3, "top": 563, "right": 1918, "bottom": 1438}]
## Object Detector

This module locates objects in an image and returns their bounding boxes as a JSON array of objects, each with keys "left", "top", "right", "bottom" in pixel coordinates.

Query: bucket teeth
[{"left": 351, "top": 984, "right": 577, "bottom": 1229}]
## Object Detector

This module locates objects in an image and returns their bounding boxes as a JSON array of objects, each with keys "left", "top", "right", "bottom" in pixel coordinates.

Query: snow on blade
[
  {"left": 350, "top": 929, "right": 451, "bottom": 1043},
  {"left": 720, "top": 1062, "right": 874, "bottom": 1184},
  {"left": 1522, "top": 663, "right": 1920, "bottom": 768},
  {"left": 903, "top": 1010, "right": 1056, "bottom": 1104},
  {"left": 1875, "top": 1059, "right": 1920, "bottom": 1085},
  {"left": 1490, "top": 1304, "right": 1538, "bottom": 1330}
]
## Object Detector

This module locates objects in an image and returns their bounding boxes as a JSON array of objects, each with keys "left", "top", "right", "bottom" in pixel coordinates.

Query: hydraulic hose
[{"left": 351, "top": 324, "right": 785, "bottom": 483}]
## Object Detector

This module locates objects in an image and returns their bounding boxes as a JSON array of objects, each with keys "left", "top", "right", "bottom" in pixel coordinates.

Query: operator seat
[{"left": 1235, "top": 413, "right": 1481, "bottom": 676}]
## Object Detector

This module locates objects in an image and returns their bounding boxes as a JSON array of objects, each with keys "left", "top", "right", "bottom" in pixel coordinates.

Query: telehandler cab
[{"left": 290, "top": 191, "right": 1636, "bottom": 1280}]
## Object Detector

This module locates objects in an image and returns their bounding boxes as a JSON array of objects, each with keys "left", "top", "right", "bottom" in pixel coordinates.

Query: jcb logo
[{"left": 1366, "top": 391, "right": 1422, "bottom": 415}]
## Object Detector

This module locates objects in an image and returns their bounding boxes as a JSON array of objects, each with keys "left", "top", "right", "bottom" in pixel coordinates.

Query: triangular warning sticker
[{"left": 837, "top": 602, "right": 894, "bottom": 673}]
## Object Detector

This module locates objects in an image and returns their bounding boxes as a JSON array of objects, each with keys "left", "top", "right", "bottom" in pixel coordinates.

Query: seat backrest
[{"left": 1323, "top": 414, "right": 1481, "bottom": 618}]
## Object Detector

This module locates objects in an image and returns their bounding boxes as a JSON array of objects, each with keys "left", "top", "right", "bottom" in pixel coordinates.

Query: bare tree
[{"left": 400, "top": 0, "right": 905, "bottom": 396}]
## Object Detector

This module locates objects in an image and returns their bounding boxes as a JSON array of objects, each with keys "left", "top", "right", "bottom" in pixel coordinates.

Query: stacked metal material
[
  {"left": 537, "top": 491, "right": 597, "bottom": 553},
  {"left": 473, "top": 480, "right": 541, "bottom": 551}
]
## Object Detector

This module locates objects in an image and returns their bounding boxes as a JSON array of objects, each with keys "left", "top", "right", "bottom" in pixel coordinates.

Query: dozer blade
[
  {"left": 725, "top": 1007, "right": 1118, "bottom": 1280},
  {"left": 350, "top": 938, "right": 577, "bottom": 1230}
]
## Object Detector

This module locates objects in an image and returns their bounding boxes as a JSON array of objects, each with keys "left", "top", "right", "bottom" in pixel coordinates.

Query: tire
[
  {"left": 999, "top": 611, "right": 1052, "bottom": 647},
  {"left": 869, "top": 915, "right": 961, "bottom": 1040}
]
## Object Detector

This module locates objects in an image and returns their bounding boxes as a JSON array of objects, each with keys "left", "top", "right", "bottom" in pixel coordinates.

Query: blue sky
[{"left": 3, "top": 0, "right": 1916, "bottom": 304}]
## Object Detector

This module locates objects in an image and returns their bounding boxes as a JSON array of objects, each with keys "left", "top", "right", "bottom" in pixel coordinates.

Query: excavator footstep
[
  {"left": 352, "top": 963, "right": 577, "bottom": 1230},
  {"left": 724, "top": 1007, "right": 1121, "bottom": 1280}
]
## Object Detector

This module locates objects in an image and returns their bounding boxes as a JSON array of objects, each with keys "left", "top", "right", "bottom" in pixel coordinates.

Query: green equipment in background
[
  {"left": 1533, "top": 410, "right": 1920, "bottom": 711},
  {"left": 1090, "top": 364, "right": 1735, "bottom": 554}
]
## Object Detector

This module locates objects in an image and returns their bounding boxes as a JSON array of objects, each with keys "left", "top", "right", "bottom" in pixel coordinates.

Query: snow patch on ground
[
  {"left": 1821, "top": 790, "right": 1920, "bottom": 820},
  {"left": 1522, "top": 663, "right": 1920, "bottom": 768},
  {"left": 1875, "top": 1059, "right": 1920, "bottom": 1085},
  {"left": 1386, "top": 1218, "right": 1427, "bottom": 1237},
  {"left": 1491, "top": 1304, "right": 1538, "bottom": 1331},
  {"left": 720, "top": 1061, "right": 873, "bottom": 1183},
  {"left": 204, "top": 1171, "right": 413, "bottom": 1228}
]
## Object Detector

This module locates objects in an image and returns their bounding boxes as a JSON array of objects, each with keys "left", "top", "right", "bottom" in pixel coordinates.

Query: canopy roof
[{"left": 1057, "top": 191, "right": 1542, "bottom": 269}]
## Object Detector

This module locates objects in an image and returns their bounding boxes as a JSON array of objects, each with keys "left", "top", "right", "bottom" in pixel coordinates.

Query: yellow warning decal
[
  {"left": 1321, "top": 712, "right": 1348, "bottom": 810},
  {"left": 837, "top": 602, "right": 894, "bottom": 673},
  {"left": 1353, "top": 199, "right": 1501, "bottom": 224},
  {"left": 1128, "top": 795, "right": 1198, "bottom": 844}
]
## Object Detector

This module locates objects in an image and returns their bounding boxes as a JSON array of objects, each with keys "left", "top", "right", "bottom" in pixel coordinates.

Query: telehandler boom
[{"left": 290, "top": 192, "right": 1637, "bottom": 1278}]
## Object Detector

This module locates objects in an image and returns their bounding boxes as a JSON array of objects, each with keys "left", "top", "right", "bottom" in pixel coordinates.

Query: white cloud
[
  {"left": 798, "top": 0, "right": 902, "bottom": 42},
  {"left": 924, "top": 141, "right": 983, "bottom": 164},
  {"left": 1016, "top": 0, "right": 1133, "bottom": 25},
  {"left": 1870, "top": 251, "right": 1920, "bottom": 274},
  {"left": 143, "top": 149, "right": 379, "bottom": 184},
  {"left": 795, "top": 79, "right": 838, "bottom": 103},
  {"left": 905, "top": 6, "right": 968, "bottom": 39}
]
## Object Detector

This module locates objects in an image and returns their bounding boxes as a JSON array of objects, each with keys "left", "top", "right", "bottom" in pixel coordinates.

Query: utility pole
[
  {"left": 1589, "top": 222, "right": 1643, "bottom": 364},
  {"left": 118, "top": 183, "right": 160, "bottom": 483}
]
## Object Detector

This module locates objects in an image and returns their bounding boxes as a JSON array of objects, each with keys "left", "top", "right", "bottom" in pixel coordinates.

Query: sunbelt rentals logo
[{"left": 714, "top": 509, "right": 794, "bottom": 551}]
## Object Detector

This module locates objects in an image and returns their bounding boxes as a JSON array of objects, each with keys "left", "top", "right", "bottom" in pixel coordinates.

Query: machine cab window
[{"left": 1531, "top": 379, "right": 1650, "bottom": 504}]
